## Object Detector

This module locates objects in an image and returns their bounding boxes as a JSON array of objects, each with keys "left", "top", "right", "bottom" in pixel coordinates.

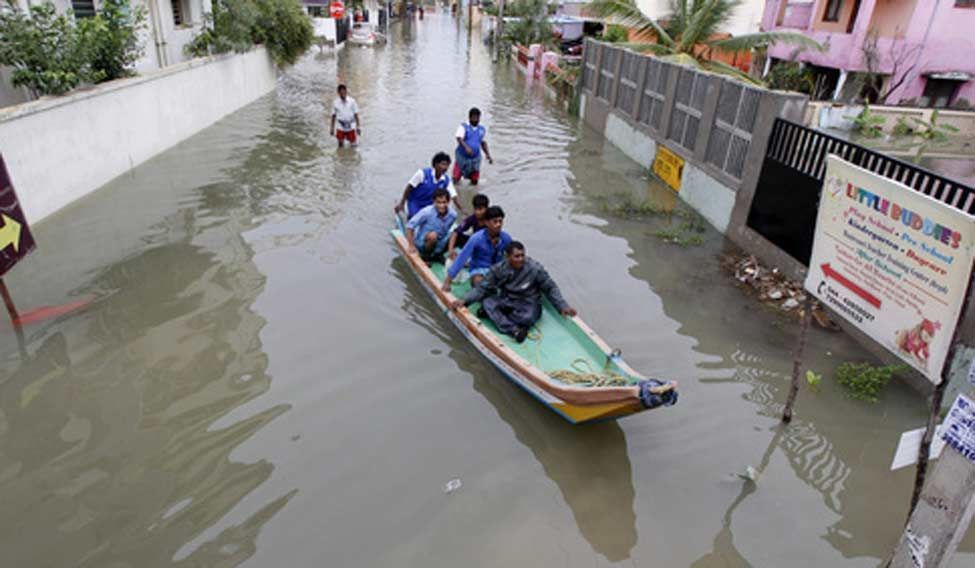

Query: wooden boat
[{"left": 391, "top": 221, "right": 677, "bottom": 424}]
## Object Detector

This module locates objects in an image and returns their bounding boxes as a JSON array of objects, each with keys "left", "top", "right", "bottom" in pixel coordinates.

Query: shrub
[
  {"left": 603, "top": 24, "right": 628, "bottom": 43},
  {"left": 78, "top": 0, "right": 147, "bottom": 82},
  {"left": 851, "top": 104, "right": 885, "bottom": 137},
  {"left": 186, "top": 0, "right": 312, "bottom": 67},
  {"left": 836, "top": 362, "right": 906, "bottom": 402},
  {"left": 765, "top": 60, "right": 815, "bottom": 95},
  {"left": 0, "top": 3, "right": 92, "bottom": 96}
]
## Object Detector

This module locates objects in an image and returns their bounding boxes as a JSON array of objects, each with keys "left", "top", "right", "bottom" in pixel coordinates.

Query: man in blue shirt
[
  {"left": 395, "top": 152, "right": 464, "bottom": 219},
  {"left": 442, "top": 206, "right": 511, "bottom": 291},
  {"left": 406, "top": 188, "right": 457, "bottom": 261}
]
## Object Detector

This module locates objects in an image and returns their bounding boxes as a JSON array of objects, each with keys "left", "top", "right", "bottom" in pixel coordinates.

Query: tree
[
  {"left": 78, "top": 0, "right": 147, "bottom": 82},
  {"left": 498, "top": 0, "right": 556, "bottom": 52},
  {"left": 860, "top": 29, "right": 920, "bottom": 105},
  {"left": 585, "top": 0, "right": 822, "bottom": 83},
  {"left": 0, "top": 2, "right": 92, "bottom": 96}
]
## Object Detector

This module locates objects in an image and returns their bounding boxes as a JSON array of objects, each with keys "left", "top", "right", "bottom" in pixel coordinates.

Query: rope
[{"left": 550, "top": 358, "right": 633, "bottom": 387}]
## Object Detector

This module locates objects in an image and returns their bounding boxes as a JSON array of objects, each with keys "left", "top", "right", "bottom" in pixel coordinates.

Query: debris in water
[
  {"left": 720, "top": 253, "right": 838, "bottom": 329},
  {"left": 443, "top": 478, "right": 462, "bottom": 494},
  {"left": 738, "top": 466, "right": 760, "bottom": 483}
]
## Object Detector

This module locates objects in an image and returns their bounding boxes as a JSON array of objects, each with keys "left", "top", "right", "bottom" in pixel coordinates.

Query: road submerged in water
[{"left": 0, "top": 12, "right": 972, "bottom": 568}]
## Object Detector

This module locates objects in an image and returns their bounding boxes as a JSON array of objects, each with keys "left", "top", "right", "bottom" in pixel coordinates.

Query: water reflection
[
  {"left": 392, "top": 258, "right": 638, "bottom": 562},
  {"left": 0, "top": 166, "right": 292, "bottom": 566}
]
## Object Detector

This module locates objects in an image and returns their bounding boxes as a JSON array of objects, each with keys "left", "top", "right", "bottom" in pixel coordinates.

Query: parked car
[{"left": 349, "top": 23, "right": 387, "bottom": 46}]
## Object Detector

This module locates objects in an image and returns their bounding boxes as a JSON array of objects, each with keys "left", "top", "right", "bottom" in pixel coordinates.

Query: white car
[{"left": 349, "top": 23, "right": 386, "bottom": 46}]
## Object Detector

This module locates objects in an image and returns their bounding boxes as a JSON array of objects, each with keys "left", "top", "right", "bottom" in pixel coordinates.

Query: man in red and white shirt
[{"left": 329, "top": 84, "right": 361, "bottom": 147}]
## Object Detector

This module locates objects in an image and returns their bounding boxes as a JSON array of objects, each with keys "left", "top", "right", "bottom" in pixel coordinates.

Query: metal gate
[
  {"left": 336, "top": 16, "right": 350, "bottom": 44},
  {"left": 746, "top": 119, "right": 975, "bottom": 265}
]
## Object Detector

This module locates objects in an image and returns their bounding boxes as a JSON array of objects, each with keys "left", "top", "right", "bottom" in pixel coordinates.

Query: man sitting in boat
[
  {"left": 446, "top": 193, "right": 489, "bottom": 260},
  {"left": 450, "top": 241, "right": 577, "bottom": 343},
  {"left": 441, "top": 206, "right": 511, "bottom": 291},
  {"left": 405, "top": 188, "right": 457, "bottom": 261},
  {"left": 394, "top": 152, "right": 464, "bottom": 219}
]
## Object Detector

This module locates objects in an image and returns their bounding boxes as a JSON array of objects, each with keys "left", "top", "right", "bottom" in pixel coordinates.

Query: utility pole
[
  {"left": 493, "top": 0, "right": 504, "bottom": 63},
  {"left": 889, "top": 391, "right": 975, "bottom": 568}
]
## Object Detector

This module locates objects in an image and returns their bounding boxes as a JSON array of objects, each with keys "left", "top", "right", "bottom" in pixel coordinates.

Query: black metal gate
[
  {"left": 746, "top": 119, "right": 975, "bottom": 265},
  {"left": 336, "top": 16, "right": 349, "bottom": 44}
]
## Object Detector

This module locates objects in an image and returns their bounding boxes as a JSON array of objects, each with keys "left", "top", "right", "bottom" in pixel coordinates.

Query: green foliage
[
  {"left": 78, "top": 0, "right": 147, "bottom": 82},
  {"left": 0, "top": 3, "right": 92, "bottom": 96},
  {"left": 912, "top": 110, "right": 960, "bottom": 141},
  {"left": 186, "top": 0, "right": 313, "bottom": 67},
  {"left": 892, "top": 116, "right": 914, "bottom": 137},
  {"left": 836, "top": 362, "right": 906, "bottom": 402},
  {"left": 805, "top": 370, "right": 822, "bottom": 391},
  {"left": 500, "top": 0, "right": 556, "bottom": 52},
  {"left": 654, "top": 214, "right": 706, "bottom": 246},
  {"left": 765, "top": 60, "right": 814, "bottom": 95},
  {"left": 0, "top": 0, "right": 146, "bottom": 96},
  {"left": 851, "top": 104, "right": 885, "bottom": 138},
  {"left": 584, "top": 0, "right": 823, "bottom": 83},
  {"left": 603, "top": 24, "right": 628, "bottom": 43}
]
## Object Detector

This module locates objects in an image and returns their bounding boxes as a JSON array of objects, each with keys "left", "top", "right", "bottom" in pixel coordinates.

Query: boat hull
[{"left": 391, "top": 226, "right": 651, "bottom": 424}]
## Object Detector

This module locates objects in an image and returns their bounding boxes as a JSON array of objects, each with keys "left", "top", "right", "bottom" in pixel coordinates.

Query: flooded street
[{"left": 2, "top": 13, "right": 973, "bottom": 567}]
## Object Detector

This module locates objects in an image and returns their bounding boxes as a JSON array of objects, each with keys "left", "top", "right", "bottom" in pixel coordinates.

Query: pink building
[{"left": 762, "top": 0, "right": 975, "bottom": 107}]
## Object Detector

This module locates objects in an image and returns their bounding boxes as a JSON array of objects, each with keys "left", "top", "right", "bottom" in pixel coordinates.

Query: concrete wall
[
  {"left": 0, "top": 48, "right": 276, "bottom": 224},
  {"left": 579, "top": 40, "right": 807, "bottom": 234},
  {"left": 803, "top": 101, "right": 975, "bottom": 135}
]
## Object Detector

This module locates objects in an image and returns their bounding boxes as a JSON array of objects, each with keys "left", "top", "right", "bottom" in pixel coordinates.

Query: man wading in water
[{"left": 330, "top": 84, "right": 361, "bottom": 148}]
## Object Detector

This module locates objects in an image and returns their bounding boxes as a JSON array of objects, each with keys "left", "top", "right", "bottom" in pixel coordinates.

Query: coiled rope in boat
[{"left": 550, "top": 358, "right": 632, "bottom": 387}]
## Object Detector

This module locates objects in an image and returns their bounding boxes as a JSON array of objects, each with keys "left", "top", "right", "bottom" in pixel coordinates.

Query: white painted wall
[
  {"left": 635, "top": 0, "right": 764, "bottom": 36},
  {"left": 0, "top": 48, "right": 277, "bottom": 224}
]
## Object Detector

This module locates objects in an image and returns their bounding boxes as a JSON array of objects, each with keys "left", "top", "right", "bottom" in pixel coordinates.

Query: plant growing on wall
[
  {"left": 585, "top": 0, "right": 823, "bottom": 82},
  {"left": 0, "top": 2, "right": 92, "bottom": 96},
  {"left": 78, "top": 0, "right": 147, "bottom": 82},
  {"left": 186, "top": 0, "right": 313, "bottom": 67},
  {"left": 911, "top": 110, "right": 960, "bottom": 141},
  {"left": 603, "top": 24, "right": 628, "bottom": 43},
  {"left": 851, "top": 104, "right": 885, "bottom": 138},
  {"left": 766, "top": 60, "right": 814, "bottom": 95}
]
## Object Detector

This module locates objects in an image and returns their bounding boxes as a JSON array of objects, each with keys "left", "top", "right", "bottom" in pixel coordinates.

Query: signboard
[
  {"left": 0, "top": 154, "right": 35, "bottom": 278},
  {"left": 652, "top": 145, "right": 684, "bottom": 192},
  {"left": 805, "top": 156, "right": 975, "bottom": 383},
  {"left": 942, "top": 394, "right": 975, "bottom": 463},
  {"left": 891, "top": 425, "right": 947, "bottom": 470},
  {"left": 330, "top": 0, "right": 345, "bottom": 18}
]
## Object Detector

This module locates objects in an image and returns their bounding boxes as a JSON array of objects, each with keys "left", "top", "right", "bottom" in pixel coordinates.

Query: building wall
[
  {"left": 0, "top": 48, "right": 277, "bottom": 225},
  {"left": 765, "top": 0, "right": 975, "bottom": 105}
]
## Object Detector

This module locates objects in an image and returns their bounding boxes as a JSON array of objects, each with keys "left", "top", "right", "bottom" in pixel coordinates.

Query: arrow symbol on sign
[
  {"left": 0, "top": 214, "right": 21, "bottom": 253},
  {"left": 822, "top": 263, "right": 881, "bottom": 309}
]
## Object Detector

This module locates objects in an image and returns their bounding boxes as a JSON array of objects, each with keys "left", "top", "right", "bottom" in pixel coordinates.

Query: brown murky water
[{"left": 1, "top": 13, "right": 972, "bottom": 567}]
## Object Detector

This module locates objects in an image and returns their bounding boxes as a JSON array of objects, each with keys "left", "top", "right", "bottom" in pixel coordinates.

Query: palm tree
[{"left": 585, "top": 0, "right": 823, "bottom": 82}]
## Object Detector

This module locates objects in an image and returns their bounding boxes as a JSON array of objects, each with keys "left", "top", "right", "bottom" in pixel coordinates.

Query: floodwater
[{"left": 1, "top": 13, "right": 972, "bottom": 567}]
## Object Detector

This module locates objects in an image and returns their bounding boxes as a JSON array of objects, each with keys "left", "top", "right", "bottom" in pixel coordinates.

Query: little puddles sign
[{"left": 805, "top": 156, "right": 975, "bottom": 383}]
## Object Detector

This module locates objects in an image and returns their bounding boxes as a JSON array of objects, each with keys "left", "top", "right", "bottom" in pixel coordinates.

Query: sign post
[
  {"left": 890, "top": 394, "right": 975, "bottom": 568},
  {"left": 0, "top": 154, "right": 36, "bottom": 359}
]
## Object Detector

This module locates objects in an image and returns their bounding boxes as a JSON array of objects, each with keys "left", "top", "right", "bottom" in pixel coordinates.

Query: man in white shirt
[{"left": 330, "top": 84, "right": 361, "bottom": 147}]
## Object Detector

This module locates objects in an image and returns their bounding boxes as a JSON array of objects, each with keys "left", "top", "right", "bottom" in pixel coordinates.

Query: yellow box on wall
[{"left": 653, "top": 145, "right": 684, "bottom": 192}]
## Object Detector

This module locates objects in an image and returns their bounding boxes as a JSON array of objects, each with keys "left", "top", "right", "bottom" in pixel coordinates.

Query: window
[
  {"left": 171, "top": 0, "right": 192, "bottom": 26},
  {"left": 72, "top": 0, "right": 96, "bottom": 18},
  {"left": 308, "top": 6, "right": 326, "bottom": 16},
  {"left": 921, "top": 79, "right": 961, "bottom": 108},
  {"left": 956, "top": 0, "right": 975, "bottom": 7},
  {"left": 823, "top": 0, "right": 843, "bottom": 21}
]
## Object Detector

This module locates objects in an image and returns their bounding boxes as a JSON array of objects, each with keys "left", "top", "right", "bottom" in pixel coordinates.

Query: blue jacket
[
  {"left": 408, "top": 168, "right": 451, "bottom": 219},
  {"left": 457, "top": 123, "right": 486, "bottom": 159},
  {"left": 448, "top": 229, "right": 512, "bottom": 279}
]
